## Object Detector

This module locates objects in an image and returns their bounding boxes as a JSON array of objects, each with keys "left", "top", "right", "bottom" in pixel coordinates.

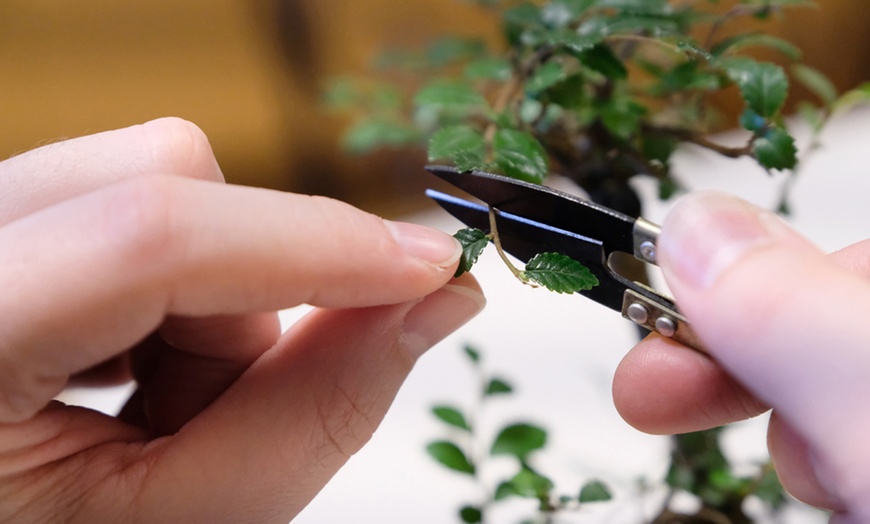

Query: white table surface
[{"left": 60, "top": 107, "right": 870, "bottom": 522}]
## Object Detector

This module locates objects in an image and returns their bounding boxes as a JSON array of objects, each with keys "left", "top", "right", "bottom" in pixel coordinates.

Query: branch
[{"left": 643, "top": 124, "right": 754, "bottom": 159}]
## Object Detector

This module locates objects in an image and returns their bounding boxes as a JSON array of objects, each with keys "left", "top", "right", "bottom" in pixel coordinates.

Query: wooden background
[{"left": 0, "top": 1, "right": 867, "bottom": 216}]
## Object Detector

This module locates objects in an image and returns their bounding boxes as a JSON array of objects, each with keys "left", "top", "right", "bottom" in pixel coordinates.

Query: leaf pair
[{"left": 453, "top": 227, "right": 600, "bottom": 295}]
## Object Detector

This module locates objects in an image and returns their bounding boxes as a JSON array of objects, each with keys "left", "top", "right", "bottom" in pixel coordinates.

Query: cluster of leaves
[
  {"left": 660, "top": 428, "right": 788, "bottom": 522},
  {"left": 426, "top": 346, "right": 612, "bottom": 523},
  {"left": 326, "top": 0, "right": 869, "bottom": 204},
  {"left": 453, "top": 227, "right": 598, "bottom": 294}
]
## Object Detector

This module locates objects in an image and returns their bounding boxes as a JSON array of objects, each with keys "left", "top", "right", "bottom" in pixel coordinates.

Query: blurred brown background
[{"left": 0, "top": 0, "right": 868, "bottom": 217}]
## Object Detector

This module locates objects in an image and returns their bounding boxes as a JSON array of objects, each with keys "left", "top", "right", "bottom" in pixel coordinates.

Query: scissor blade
[
  {"left": 426, "top": 165, "right": 635, "bottom": 254},
  {"left": 427, "top": 189, "right": 625, "bottom": 312}
]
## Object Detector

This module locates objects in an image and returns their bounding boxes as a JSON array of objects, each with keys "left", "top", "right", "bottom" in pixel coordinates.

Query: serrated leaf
[
  {"left": 791, "top": 63, "right": 837, "bottom": 105},
  {"left": 427, "top": 441, "right": 475, "bottom": 474},
  {"left": 491, "top": 423, "right": 547, "bottom": 459},
  {"left": 485, "top": 377, "right": 514, "bottom": 395},
  {"left": 753, "top": 126, "right": 797, "bottom": 171},
  {"left": 721, "top": 58, "right": 789, "bottom": 118},
  {"left": 453, "top": 227, "right": 489, "bottom": 277},
  {"left": 526, "top": 61, "right": 568, "bottom": 94},
  {"left": 428, "top": 126, "right": 486, "bottom": 162},
  {"left": 523, "top": 252, "right": 599, "bottom": 293},
  {"left": 459, "top": 505, "right": 483, "bottom": 523},
  {"left": 579, "top": 480, "right": 613, "bottom": 502},
  {"left": 432, "top": 406, "right": 472, "bottom": 431},
  {"left": 493, "top": 128, "right": 549, "bottom": 183}
]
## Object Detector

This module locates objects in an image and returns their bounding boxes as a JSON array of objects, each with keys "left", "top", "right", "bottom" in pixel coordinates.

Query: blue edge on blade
[{"left": 425, "top": 188, "right": 600, "bottom": 247}]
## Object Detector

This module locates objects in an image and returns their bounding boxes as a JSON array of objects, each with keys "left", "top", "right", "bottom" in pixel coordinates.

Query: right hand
[{"left": 613, "top": 191, "right": 870, "bottom": 523}]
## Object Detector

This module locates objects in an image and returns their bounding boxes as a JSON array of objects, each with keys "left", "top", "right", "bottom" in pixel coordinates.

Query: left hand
[{"left": 0, "top": 118, "right": 485, "bottom": 522}]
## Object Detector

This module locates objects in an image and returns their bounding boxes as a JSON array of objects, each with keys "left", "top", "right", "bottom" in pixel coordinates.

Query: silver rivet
[
  {"left": 655, "top": 316, "right": 677, "bottom": 337},
  {"left": 639, "top": 240, "right": 657, "bottom": 263},
  {"left": 627, "top": 303, "right": 649, "bottom": 325}
]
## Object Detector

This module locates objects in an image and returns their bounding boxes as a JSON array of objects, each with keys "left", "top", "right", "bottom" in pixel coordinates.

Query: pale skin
[
  {"left": 0, "top": 118, "right": 485, "bottom": 522},
  {"left": 614, "top": 191, "right": 870, "bottom": 523},
  {"left": 1, "top": 118, "right": 867, "bottom": 523}
]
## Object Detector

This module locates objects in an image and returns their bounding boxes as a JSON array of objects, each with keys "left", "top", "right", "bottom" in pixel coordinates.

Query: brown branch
[{"left": 643, "top": 124, "right": 754, "bottom": 159}]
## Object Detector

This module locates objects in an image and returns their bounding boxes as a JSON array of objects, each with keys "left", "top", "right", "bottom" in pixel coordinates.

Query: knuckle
[
  {"left": 141, "top": 117, "right": 222, "bottom": 182},
  {"left": 98, "top": 175, "right": 187, "bottom": 270}
]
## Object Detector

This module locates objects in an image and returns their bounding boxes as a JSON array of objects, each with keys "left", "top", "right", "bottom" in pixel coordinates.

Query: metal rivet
[
  {"left": 655, "top": 316, "right": 677, "bottom": 338},
  {"left": 639, "top": 240, "right": 657, "bottom": 263},
  {"left": 627, "top": 303, "right": 649, "bottom": 325}
]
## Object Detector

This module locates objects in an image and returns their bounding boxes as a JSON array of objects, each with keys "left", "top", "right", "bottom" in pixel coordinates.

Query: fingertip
[
  {"left": 383, "top": 220, "right": 462, "bottom": 270},
  {"left": 614, "top": 335, "right": 766, "bottom": 434}
]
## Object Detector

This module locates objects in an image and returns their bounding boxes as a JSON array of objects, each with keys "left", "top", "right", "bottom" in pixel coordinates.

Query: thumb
[{"left": 660, "top": 191, "right": 870, "bottom": 518}]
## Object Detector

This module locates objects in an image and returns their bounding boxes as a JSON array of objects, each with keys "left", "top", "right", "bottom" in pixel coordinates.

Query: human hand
[
  {"left": 613, "top": 191, "right": 870, "bottom": 523},
  {"left": 0, "top": 118, "right": 485, "bottom": 522}
]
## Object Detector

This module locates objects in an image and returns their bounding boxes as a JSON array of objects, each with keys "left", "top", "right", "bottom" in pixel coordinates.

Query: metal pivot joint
[
  {"left": 621, "top": 289, "right": 703, "bottom": 352},
  {"left": 633, "top": 217, "right": 661, "bottom": 265}
]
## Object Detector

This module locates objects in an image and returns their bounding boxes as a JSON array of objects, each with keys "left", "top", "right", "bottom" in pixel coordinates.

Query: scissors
[{"left": 425, "top": 165, "right": 703, "bottom": 353}]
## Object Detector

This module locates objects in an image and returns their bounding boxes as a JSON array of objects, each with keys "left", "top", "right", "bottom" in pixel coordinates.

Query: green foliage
[
  {"left": 426, "top": 346, "right": 616, "bottom": 523},
  {"left": 491, "top": 423, "right": 548, "bottom": 459},
  {"left": 578, "top": 480, "right": 613, "bottom": 503},
  {"left": 433, "top": 405, "right": 472, "bottom": 431},
  {"left": 427, "top": 441, "right": 476, "bottom": 475},
  {"left": 523, "top": 252, "right": 600, "bottom": 293},
  {"left": 326, "top": 0, "right": 852, "bottom": 199},
  {"left": 453, "top": 227, "right": 490, "bottom": 277}
]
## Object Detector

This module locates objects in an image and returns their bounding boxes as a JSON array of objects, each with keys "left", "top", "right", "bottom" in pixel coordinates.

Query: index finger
[{"left": 0, "top": 175, "right": 461, "bottom": 422}]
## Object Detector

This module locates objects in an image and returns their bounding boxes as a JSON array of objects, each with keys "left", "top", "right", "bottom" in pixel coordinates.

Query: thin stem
[
  {"left": 604, "top": 34, "right": 685, "bottom": 57},
  {"left": 488, "top": 207, "right": 531, "bottom": 284},
  {"left": 643, "top": 124, "right": 755, "bottom": 158}
]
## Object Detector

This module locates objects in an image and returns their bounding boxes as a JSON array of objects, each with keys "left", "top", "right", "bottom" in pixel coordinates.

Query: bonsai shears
[{"left": 425, "top": 165, "right": 703, "bottom": 353}]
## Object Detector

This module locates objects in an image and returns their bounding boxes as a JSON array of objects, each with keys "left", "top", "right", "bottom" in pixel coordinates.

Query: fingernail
[
  {"left": 660, "top": 191, "right": 784, "bottom": 290},
  {"left": 385, "top": 220, "right": 462, "bottom": 269},
  {"left": 402, "top": 279, "right": 486, "bottom": 361}
]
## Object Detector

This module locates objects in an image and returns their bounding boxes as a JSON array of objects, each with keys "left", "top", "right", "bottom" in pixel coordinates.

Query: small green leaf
[
  {"left": 464, "top": 344, "right": 481, "bottom": 363},
  {"left": 577, "top": 44, "right": 628, "bottom": 80},
  {"left": 464, "top": 57, "right": 513, "bottom": 81},
  {"left": 432, "top": 406, "right": 472, "bottom": 431},
  {"left": 833, "top": 81, "right": 870, "bottom": 113},
  {"left": 453, "top": 228, "right": 489, "bottom": 277},
  {"left": 791, "top": 63, "right": 837, "bottom": 105},
  {"left": 459, "top": 505, "right": 483, "bottom": 523},
  {"left": 579, "top": 480, "right": 613, "bottom": 503},
  {"left": 753, "top": 126, "right": 798, "bottom": 171},
  {"left": 485, "top": 377, "right": 514, "bottom": 395},
  {"left": 739, "top": 108, "right": 767, "bottom": 132},
  {"left": 493, "top": 129, "right": 549, "bottom": 183},
  {"left": 721, "top": 58, "right": 789, "bottom": 118},
  {"left": 506, "top": 466, "right": 554, "bottom": 499},
  {"left": 415, "top": 81, "right": 489, "bottom": 110},
  {"left": 526, "top": 61, "right": 568, "bottom": 94},
  {"left": 491, "top": 423, "right": 547, "bottom": 459},
  {"left": 522, "top": 253, "right": 599, "bottom": 293},
  {"left": 341, "top": 120, "right": 419, "bottom": 155},
  {"left": 711, "top": 33, "right": 802, "bottom": 60},
  {"left": 426, "top": 441, "right": 475, "bottom": 474},
  {"left": 428, "top": 125, "right": 486, "bottom": 162}
]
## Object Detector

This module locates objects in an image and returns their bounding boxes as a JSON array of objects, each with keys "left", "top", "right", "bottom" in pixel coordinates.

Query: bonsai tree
[{"left": 326, "top": 0, "right": 870, "bottom": 521}]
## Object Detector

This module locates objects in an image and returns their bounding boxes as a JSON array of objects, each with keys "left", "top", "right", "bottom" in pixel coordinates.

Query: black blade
[
  {"left": 426, "top": 165, "right": 635, "bottom": 255},
  {"left": 427, "top": 189, "right": 626, "bottom": 312}
]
